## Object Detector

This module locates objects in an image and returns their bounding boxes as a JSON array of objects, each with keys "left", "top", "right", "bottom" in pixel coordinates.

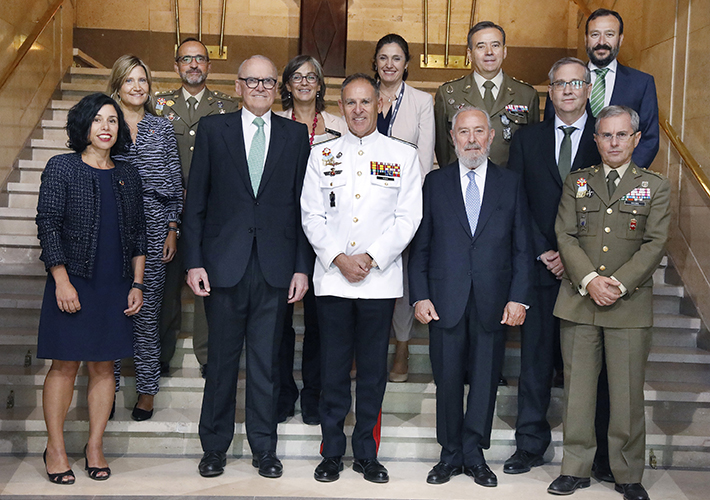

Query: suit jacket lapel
[
  {"left": 572, "top": 117, "right": 597, "bottom": 172},
  {"left": 171, "top": 93, "right": 191, "bottom": 124},
  {"left": 256, "top": 111, "right": 284, "bottom": 197},
  {"left": 540, "top": 120, "right": 562, "bottom": 186},
  {"left": 462, "top": 73, "right": 484, "bottom": 108},
  {"left": 473, "top": 165, "right": 503, "bottom": 241},
  {"left": 610, "top": 162, "right": 642, "bottom": 205},
  {"left": 443, "top": 164, "right": 473, "bottom": 237},
  {"left": 222, "top": 110, "right": 255, "bottom": 197},
  {"left": 587, "top": 166, "right": 609, "bottom": 205},
  {"left": 490, "top": 73, "right": 514, "bottom": 118}
]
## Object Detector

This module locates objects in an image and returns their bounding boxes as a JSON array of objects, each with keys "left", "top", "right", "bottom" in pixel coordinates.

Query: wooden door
[{"left": 299, "top": 0, "right": 348, "bottom": 77}]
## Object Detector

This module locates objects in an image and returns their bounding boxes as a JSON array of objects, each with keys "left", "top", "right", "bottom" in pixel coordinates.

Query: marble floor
[{"left": 0, "top": 455, "right": 707, "bottom": 500}]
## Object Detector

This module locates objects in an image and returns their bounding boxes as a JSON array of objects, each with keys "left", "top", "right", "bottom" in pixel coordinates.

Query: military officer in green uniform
[
  {"left": 434, "top": 21, "right": 539, "bottom": 168},
  {"left": 156, "top": 37, "right": 238, "bottom": 376},
  {"left": 547, "top": 106, "right": 670, "bottom": 500}
]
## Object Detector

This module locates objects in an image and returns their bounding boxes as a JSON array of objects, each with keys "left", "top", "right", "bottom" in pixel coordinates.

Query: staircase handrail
[
  {"left": 661, "top": 118, "right": 710, "bottom": 199},
  {"left": 0, "top": 0, "right": 65, "bottom": 93}
]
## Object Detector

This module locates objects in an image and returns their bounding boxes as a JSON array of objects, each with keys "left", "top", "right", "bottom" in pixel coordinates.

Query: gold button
[
  {"left": 607, "top": 208, "right": 613, "bottom": 214},
  {"left": 190, "top": 146, "right": 194, "bottom": 151},
  {"left": 384, "top": 182, "right": 389, "bottom": 186},
  {"left": 351, "top": 241, "right": 356, "bottom": 246},
  {"left": 189, "top": 130, "right": 195, "bottom": 136},
  {"left": 358, "top": 150, "right": 364, "bottom": 156},
  {"left": 632, "top": 209, "right": 637, "bottom": 214},
  {"left": 357, "top": 171, "right": 362, "bottom": 176},
  {"left": 599, "top": 265, "right": 606, "bottom": 271},
  {"left": 330, "top": 182, "right": 333, "bottom": 187},
  {"left": 604, "top": 227, "right": 611, "bottom": 233},
  {"left": 355, "top": 194, "right": 360, "bottom": 199},
  {"left": 353, "top": 217, "right": 358, "bottom": 223},
  {"left": 603, "top": 246, "right": 609, "bottom": 252},
  {"left": 582, "top": 207, "right": 587, "bottom": 211}
]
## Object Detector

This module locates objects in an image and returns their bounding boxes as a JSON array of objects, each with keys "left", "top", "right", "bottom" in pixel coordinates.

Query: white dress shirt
[
  {"left": 458, "top": 159, "right": 488, "bottom": 206},
  {"left": 241, "top": 107, "right": 272, "bottom": 167},
  {"left": 589, "top": 58, "right": 618, "bottom": 108},
  {"left": 554, "top": 112, "right": 588, "bottom": 164}
]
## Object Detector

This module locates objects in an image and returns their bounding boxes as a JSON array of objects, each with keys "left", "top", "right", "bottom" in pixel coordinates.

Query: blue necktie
[
  {"left": 465, "top": 170, "right": 480, "bottom": 237},
  {"left": 248, "top": 117, "right": 266, "bottom": 194}
]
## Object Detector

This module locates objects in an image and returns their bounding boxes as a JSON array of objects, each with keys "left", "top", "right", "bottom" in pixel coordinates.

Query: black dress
[{"left": 37, "top": 168, "right": 133, "bottom": 361}]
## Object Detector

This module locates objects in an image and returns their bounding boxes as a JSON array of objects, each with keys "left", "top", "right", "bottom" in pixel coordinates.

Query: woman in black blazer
[{"left": 36, "top": 93, "right": 146, "bottom": 484}]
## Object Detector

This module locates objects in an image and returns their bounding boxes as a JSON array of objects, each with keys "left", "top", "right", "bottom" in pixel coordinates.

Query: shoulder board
[
  {"left": 575, "top": 165, "right": 597, "bottom": 175},
  {"left": 510, "top": 76, "right": 535, "bottom": 88},
  {"left": 637, "top": 168, "right": 665, "bottom": 180},
  {"left": 314, "top": 136, "right": 339, "bottom": 146},
  {"left": 211, "top": 90, "right": 235, "bottom": 100},
  {"left": 388, "top": 136, "right": 417, "bottom": 149},
  {"left": 155, "top": 89, "right": 177, "bottom": 97},
  {"left": 441, "top": 75, "right": 466, "bottom": 86}
]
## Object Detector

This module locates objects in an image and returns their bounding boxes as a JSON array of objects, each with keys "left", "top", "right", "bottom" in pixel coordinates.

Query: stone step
[
  {"left": 654, "top": 313, "right": 702, "bottom": 330},
  {"left": 0, "top": 208, "right": 37, "bottom": 235},
  {"left": 40, "top": 126, "right": 68, "bottom": 142}
]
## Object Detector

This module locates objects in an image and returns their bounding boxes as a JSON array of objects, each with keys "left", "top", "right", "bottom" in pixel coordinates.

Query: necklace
[
  {"left": 381, "top": 91, "right": 399, "bottom": 104},
  {"left": 292, "top": 110, "right": 318, "bottom": 146}
]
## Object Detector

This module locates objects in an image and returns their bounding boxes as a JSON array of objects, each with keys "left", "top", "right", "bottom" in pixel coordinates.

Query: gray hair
[
  {"left": 548, "top": 57, "right": 591, "bottom": 84},
  {"left": 451, "top": 105, "right": 492, "bottom": 132},
  {"left": 595, "top": 105, "right": 640, "bottom": 133}
]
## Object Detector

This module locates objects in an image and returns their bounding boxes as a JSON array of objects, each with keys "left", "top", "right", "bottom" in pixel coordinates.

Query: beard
[
  {"left": 586, "top": 42, "right": 620, "bottom": 67},
  {"left": 455, "top": 142, "right": 489, "bottom": 170},
  {"left": 180, "top": 70, "right": 207, "bottom": 86}
]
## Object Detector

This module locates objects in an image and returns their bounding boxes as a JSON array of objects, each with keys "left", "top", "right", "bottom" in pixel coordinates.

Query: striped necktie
[
  {"left": 590, "top": 68, "right": 609, "bottom": 117},
  {"left": 248, "top": 117, "right": 266, "bottom": 194}
]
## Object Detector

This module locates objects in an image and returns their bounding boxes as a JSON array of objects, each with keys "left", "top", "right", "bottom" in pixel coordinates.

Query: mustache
[{"left": 593, "top": 43, "right": 613, "bottom": 52}]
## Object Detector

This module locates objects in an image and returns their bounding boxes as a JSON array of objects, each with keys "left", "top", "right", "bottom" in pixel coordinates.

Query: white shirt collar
[
  {"left": 242, "top": 106, "right": 272, "bottom": 127},
  {"left": 473, "top": 70, "right": 504, "bottom": 92},
  {"left": 458, "top": 158, "right": 489, "bottom": 180},
  {"left": 554, "top": 111, "right": 588, "bottom": 131},
  {"left": 343, "top": 129, "right": 380, "bottom": 146},
  {"left": 588, "top": 58, "right": 618, "bottom": 74},
  {"left": 603, "top": 160, "right": 631, "bottom": 180}
]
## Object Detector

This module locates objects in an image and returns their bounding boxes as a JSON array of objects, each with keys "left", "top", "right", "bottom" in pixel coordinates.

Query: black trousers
[
  {"left": 316, "top": 295, "right": 395, "bottom": 459},
  {"left": 199, "top": 246, "right": 288, "bottom": 454},
  {"left": 514, "top": 281, "right": 558, "bottom": 455},
  {"left": 278, "top": 281, "right": 321, "bottom": 414},
  {"left": 429, "top": 287, "right": 506, "bottom": 467}
]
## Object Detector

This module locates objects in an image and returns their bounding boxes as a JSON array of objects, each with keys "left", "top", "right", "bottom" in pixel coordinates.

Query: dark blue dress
[{"left": 37, "top": 168, "right": 134, "bottom": 361}]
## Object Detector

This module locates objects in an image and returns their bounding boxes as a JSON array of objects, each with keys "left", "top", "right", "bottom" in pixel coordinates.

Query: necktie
[
  {"left": 607, "top": 169, "right": 620, "bottom": 198},
  {"left": 482, "top": 80, "right": 495, "bottom": 113},
  {"left": 558, "top": 126, "right": 576, "bottom": 182},
  {"left": 187, "top": 96, "right": 198, "bottom": 122},
  {"left": 465, "top": 170, "right": 481, "bottom": 237},
  {"left": 590, "top": 68, "right": 609, "bottom": 117},
  {"left": 248, "top": 117, "right": 266, "bottom": 194}
]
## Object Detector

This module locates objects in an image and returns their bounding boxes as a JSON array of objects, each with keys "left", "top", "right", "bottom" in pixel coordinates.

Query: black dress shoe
[
  {"left": 353, "top": 458, "right": 389, "bottom": 483},
  {"left": 498, "top": 376, "right": 508, "bottom": 386},
  {"left": 198, "top": 450, "right": 226, "bottom": 477},
  {"left": 427, "top": 461, "right": 462, "bottom": 484},
  {"left": 314, "top": 457, "right": 343, "bottom": 482},
  {"left": 301, "top": 409, "right": 320, "bottom": 426},
  {"left": 252, "top": 451, "right": 283, "bottom": 478},
  {"left": 131, "top": 403, "right": 153, "bottom": 421},
  {"left": 464, "top": 463, "right": 497, "bottom": 487},
  {"left": 503, "top": 449, "right": 544, "bottom": 474},
  {"left": 615, "top": 483, "right": 650, "bottom": 500},
  {"left": 547, "top": 475, "right": 591, "bottom": 495},
  {"left": 277, "top": 406, "right": 295, "bottom": 424},
  {"left": 160, "top": 361, "right": 170, "bottom": 375},
  {"left": 592, "top": 461, "right": 615, "bottom": 483}
]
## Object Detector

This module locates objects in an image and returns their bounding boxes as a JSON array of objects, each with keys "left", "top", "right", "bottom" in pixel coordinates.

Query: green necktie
[
  {"left": 187, "top": 96, "right": 197, "bottom": 122},
  {"left": 607, "top": 169, "right": 619, "bottom": 198},
  {"left": 483, "top": 80, "right": 495, "bottom": 113},
  {"left": 558, "top": 126, "right": 576, "bottom": 182},
  {"left": 248, "top": 117, "right": 266, "bottom": 194},
  {"left": 590, "top": 68, "right": 609, "bottom": 117}
]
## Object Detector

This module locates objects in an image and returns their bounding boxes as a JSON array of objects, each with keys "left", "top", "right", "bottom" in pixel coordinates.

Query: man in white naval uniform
[{"left": 300, "top": 73, "right": 422, "bottom": 484}]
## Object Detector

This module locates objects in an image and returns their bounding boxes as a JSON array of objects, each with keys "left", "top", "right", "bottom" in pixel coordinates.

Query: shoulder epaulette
[
  {"left": 510, "top": 76, "right": 535, "bottom": 88},
  {"left": 441, "top": 74, "right": 466, "bottom": 86},
  {"left": 155, "top": 89, "right": 178, "bottom": 97},
  {"left": 314, "top": 136, "right": 339, "bottom": 147},
  {"left": 388, "top": 136, "right": 418, "bottom": 149},
  {"left": 211, "top": 90, "right": 235, "bottom": 100}
]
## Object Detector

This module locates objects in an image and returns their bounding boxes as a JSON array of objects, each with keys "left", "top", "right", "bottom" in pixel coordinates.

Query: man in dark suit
[
  {"left": 543, "top": 9, "right": 659, "bottom": 169},
  {"left": 182, "top": 55, "right": 312, "bottom": 479},
  {"left": 409, "top": 106, "right": 532, "bottom": 487},
  {"left": 505, "top": 57, "right": 601, "bottom": 474},
  {"left": 156, "top": 38, "right": 238, "bottom": 378},
  {"left": 547, "top": 106, "right": 670, "bottom": 500}
]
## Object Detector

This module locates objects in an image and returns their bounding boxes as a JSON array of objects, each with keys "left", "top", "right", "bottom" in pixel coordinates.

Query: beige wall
[{"left": 0, "top": 0, "right": 75, "bottom": 188}]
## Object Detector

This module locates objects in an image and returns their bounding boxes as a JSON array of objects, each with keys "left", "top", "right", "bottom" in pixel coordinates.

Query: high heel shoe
[
  {"left": 43, "top": 449, "right": 75, "bottom": 485},
  {"left": 83, "top": 444, "right": 111, "bottom": 480}
]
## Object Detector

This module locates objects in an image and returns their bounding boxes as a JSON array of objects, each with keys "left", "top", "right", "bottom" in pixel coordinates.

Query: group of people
[{"left": 35, "top": 8, "right": 667, "bottom": 500}]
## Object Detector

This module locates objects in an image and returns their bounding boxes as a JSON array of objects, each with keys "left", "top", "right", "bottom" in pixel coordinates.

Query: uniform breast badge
[
  {"left": 500, "top": 114, "right": 512, "bottom": 141},
  {"left": 155, "top": 97, "right": 166, "bottom": 112},
  {"left": 576, "top": 178, "right": 588, "bottom": 198},
  {"left": 370, "top": 161, "right": 401, "bottom": 181},
  {"left": 621, "top": 187, "right": 651, "bottom": 206},
  {"left": 321, "top": 148, "right": 342, "bottom": 174}
]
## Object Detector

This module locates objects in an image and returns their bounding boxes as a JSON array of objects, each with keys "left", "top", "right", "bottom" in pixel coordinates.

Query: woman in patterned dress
[{"left": 108, "top": 55, "right": 183, "bottom": 421}]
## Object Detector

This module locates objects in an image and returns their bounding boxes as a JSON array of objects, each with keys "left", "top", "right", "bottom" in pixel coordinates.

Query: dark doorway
[{"left": 299, "top": 0, "right": 348, "bottom": 77}]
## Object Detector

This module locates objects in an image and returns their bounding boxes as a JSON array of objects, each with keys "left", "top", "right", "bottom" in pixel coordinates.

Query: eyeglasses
[
  {"left": 176, "top": 55, "right": 209, "bottom": 65},
  {"left": 596, "top": 131, "right": 638, "bottom": 142},
  {"left": 239, "top": 77, "right": 278, "bottom": 90},
  {"left": 290, "top": 72, "right": 319, "bottom": 84},
  {"left": 550, "top": 79, "right": 587, "bottom": 91}
]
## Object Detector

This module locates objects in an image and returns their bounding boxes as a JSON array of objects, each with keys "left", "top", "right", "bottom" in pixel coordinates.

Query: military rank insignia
[{"left": 371, "top": 161, "right": 400, "bottom": 181}]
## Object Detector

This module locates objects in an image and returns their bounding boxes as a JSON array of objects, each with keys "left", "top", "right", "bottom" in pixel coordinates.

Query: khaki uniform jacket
[
  {"left": 155, "top": 87, "right": 239, "bottom": 179},
  {"left": 434, "top": 72, "right": 539, "bottom": 168},
  {"left": 553, "top": 162, "right": 671, "bottom": 328}
]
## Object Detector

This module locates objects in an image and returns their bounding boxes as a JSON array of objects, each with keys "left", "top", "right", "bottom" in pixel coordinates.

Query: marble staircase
[{"left": 0, "top": 66, "right": 708, "bottom": 471}]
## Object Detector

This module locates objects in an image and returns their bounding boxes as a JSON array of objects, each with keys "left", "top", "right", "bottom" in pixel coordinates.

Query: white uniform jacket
[{"left": 301, "top": 130, "right": 423, "bottom": 299}]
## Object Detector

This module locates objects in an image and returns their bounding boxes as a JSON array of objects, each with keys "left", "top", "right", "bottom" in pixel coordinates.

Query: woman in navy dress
[
  {"left": 107, "top": 55, "right": 183, "bottom": 421},
  {"left": 36, "top": 93, "right": 146, "bottom": 483}
]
